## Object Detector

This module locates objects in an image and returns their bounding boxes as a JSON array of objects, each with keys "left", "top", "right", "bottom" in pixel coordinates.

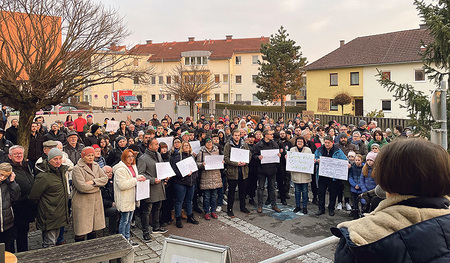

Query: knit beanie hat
[
  {"left": 371, "top": 143, "right": 380, "bottom": 149},
  {"left": 48, "top": 148, "right": 63, "bottom": 161},
  {"left": 366, "top": 151, "right": 378, "bottom": 161},
  {"left": 91, "top": 124, "right": 100, "bottom": 134},
  {"left": 358, "top": 120, "right": 367, "bottom": 128},
  {"left": 339, "top": 132, "right": 348, "bottom": 139},
  {"left": 81, "top": 147, "right": 95, "bottom": 158}
]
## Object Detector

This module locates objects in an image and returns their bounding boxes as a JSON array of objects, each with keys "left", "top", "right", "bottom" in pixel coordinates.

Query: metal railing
[
  {"left": 259, "top": 236, "right": 339, "bottom": 263},
  {"left": 200, "top": 108, "right": 410, "bottom": 130}
]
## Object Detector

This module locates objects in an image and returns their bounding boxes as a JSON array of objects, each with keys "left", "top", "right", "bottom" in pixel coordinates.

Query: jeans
[
  {"left": 119, "top": 211, "right": 134, "bottom": 240},
  {"left": 203, "top": 189, "right": 218, "bottom": 214},
  {"left": 140, "top": 200, "right": 162, "bottom": 234},
  {"left": 174, "top": 183, "right": 195, "bottom": 217},
  {"left": 318, "top": 176, "right": 340, "bottom": 212},
  {"left": 294, "top": 183, "right": 308, "bottom": 208},
  {"left": 257, "top": 172, "right": 276, "bottom": 207},
  {"left": 42, "top": 228, "right": 59, "bottom": 248}
]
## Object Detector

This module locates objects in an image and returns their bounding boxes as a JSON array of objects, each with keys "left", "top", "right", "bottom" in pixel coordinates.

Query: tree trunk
[
  {"left": 17, "top": 106, "right": 38, "bottom": 160},
  {"left": 189, "top": 101, "right": 195, "bottom": 118},
  {"left": 341, "top": 105, "right": 344, "bottom": 115},
  {"left": 281, "top": 95, "right": 286, "bottom": 113}
]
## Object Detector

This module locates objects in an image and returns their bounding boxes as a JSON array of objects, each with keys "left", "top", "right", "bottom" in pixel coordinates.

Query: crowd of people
[{"left": 0, "top": 111, "right": 418, "bottom": 252}]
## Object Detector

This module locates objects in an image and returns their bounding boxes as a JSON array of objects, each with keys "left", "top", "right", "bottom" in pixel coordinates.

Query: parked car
[{"left": 36, "top": 105, "right": 87, "bottom": 115}]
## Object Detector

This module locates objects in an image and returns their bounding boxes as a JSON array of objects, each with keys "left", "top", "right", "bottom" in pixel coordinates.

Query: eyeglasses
[
  {"left": 12, "top": 153, "right": 23, "bottom": 156},
  {"left": 127, "top": 155, "right": 135, "bottom": 158}
]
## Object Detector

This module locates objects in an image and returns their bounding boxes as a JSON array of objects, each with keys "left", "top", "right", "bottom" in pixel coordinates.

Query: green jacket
[
  {"left": 223, "top": 138, "right": 250, "bottom": 180},
  {"left": 29, "top": 160, "right": 70, "bottom": 231}
]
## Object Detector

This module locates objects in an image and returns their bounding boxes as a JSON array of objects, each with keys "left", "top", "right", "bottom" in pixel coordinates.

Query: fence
[{"left": 199, "top": 108, "right": 410, "bottom": 130}]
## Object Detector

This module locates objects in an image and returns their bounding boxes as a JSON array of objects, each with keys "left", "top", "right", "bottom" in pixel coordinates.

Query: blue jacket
[
  {"left": 348, "top": 163, "right": 363, "bottom": 194},
  {"left": 360, "top": 165, "right": 376, "bottom": 192},
  {"left": 314, "top": 144, "right": 347, "bottom": 180}
]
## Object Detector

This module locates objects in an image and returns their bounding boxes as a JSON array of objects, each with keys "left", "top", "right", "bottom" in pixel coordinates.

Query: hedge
[{"left": 201, "top": 103, "right": 306, "bottom": 113}]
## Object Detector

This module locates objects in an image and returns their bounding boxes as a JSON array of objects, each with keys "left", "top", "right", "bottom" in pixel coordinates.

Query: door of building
[{"left": 355, "top": 99, "right": 363, "bottom": 116}]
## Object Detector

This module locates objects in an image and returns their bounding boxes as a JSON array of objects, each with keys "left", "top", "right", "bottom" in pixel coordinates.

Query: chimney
[
  {"left": 188, "top": 37, "right": 195, "bottom": 43},
  {"left": 146, "top": 40, "right": 152, "bottom": 45},
  {"left": 226, "top": 35, "right": 233, "bottom": 41},
  {"left": 419, "top": 23, "right": 428, "bottom": 30},
  {"left": 340, "top": 40, "right": 345, "bottom": 48}
]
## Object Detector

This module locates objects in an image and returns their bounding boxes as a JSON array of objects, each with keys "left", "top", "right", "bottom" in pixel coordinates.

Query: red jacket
[{"left": 73, "top": 118, "right": 87, "bottom": 132}]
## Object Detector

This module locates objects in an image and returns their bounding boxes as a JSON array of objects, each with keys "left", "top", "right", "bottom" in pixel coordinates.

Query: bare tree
[
  {"left": 0, "top": 0, "right": 152, "bottom": 156},
  {"left": 164, "top": 63, "right": 220, "bottom": 117}
]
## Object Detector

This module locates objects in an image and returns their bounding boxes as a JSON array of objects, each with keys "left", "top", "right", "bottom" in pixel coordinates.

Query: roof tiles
[{"left": 305, "top": 28, "right": 434, "bottom": 70}]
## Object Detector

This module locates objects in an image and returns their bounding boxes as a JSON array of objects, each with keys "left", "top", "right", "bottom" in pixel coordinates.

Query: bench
[{"left": 15, "top": 234, "right": 134, "bottom": 263}]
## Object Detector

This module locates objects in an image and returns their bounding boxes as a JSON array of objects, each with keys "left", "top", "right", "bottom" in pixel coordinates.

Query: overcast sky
[{"left": 100, "top": 0, "right": 422, "bottom": 63}]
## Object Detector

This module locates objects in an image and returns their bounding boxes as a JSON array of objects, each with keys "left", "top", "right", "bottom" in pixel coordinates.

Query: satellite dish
[{"left": 430, "top": 90, "right": 442, "bottom": 121}]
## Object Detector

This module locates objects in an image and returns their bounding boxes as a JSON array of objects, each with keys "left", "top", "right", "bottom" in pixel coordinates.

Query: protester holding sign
[
  {"left": 289, "top": 136, "right": 312, "bottom": 214},
  {"left": 223, "top": 130, "right": 251, "bottom": 217},
  {"left": 137, "top": 138, "right": 168, "bottom": 241},
  {"left": 196, "top": 138, "right": 223, "bottom": 220},
  {"left": 170, "top": 141, "right": 199, "bottom": 228},
  {"left": 254, "top": 129, "right": 282, "bottom": 213},
  {"left": 314, "top": 135, "right": 347, "bottom": 216}
]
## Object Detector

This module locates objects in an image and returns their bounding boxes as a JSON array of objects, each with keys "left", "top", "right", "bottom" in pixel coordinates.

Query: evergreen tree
[{"left": 255, "top": 26, "right": 307, "bottom": 113}]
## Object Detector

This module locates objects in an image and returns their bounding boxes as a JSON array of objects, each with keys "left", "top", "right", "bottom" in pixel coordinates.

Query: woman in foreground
[{"left": 332, "top": 138, "right": 450, "bottom": 263}]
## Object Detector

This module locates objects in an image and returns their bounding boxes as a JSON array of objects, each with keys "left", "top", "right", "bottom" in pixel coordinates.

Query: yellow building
[{"left": 84, "top": 36, "right": 269, "bottom": 108}]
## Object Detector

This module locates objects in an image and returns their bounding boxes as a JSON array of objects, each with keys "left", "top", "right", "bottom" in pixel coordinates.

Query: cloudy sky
[{"left": 100, "top": 0, "right": 422, "bottom": 63}]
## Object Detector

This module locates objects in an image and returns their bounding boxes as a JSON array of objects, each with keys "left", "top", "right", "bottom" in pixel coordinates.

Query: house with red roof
[
  {"left": 86, "top": 35, "right": 270, "bottom": 108},
  {"left": 305, "top": 26, "right": 436, "bottom": 118}
]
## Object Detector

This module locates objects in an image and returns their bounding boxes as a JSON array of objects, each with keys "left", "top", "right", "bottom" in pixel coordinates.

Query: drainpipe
[{"left": 228, "top": 58, "right": 231, "bottom": 103}]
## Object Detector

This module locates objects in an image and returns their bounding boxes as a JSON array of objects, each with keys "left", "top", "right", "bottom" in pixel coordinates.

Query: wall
[{"left": 306, "top": 67, "right": 363, "bottom": 115}]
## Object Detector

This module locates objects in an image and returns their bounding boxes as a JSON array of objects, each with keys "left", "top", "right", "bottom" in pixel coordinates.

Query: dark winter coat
[
  {"left": 64, "top": 142, "right": 85, "bottom": 165},
  {"left": 7, "top": 158, "right": 36, "bottom": 224},
  {"left": 360, "top": 166, "right": 376, "bottom": 193},
  {"left": 5, "top": 126, "right": 18, "bottom": 145},
  {"left": 224, "top": 138, "right": 250, "bottom": 180},
  {"left": 28, "top": 132, "right": 44, "bottom": 161},
  {"left": 29, "top": 161, "right": 70, "bottom": 231},
  {"left": 44, "top": 130, "right": 66, "bottom": 143},
  {"left": 170, "top": 151, "right": 198, "bottom": 186},
  {"left": 253, "top": 139, "right": 280, "bottom": 175},
  {"left": 106, "top": 146, "right": 127, "bottom": 167},
  {"left": 0, "top": 178, "right": 20, "bottom": 232},
  {"left": 348, "top": 163, "right": 364, "bottom": 194},
  {"left": 101, "top": 176, "right": 115, "bottom": 208}
]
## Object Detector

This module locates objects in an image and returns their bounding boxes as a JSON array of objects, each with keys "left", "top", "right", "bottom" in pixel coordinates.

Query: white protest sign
[
  {"left": 230, "top": 148, "right": 250, "bottom": 163},
  {"left": 156, "top": 162, "right": 176, "bottom": 180},
  {"left": 136, "top": 180, "right": 150, "bottom": 201},
  {"left": 318, "top": 156, "right": 349, "bottom": 180},
  {"left": 204, "top": 155, "right": 224, "bottom": 170},
  {"left": 286, "top": 151, "right": 315, "bottom": 174},
  {"left": 157, "top": 136, "right": 174, "bottom": 150},
  {"left": 190, "top": 141, "right": 201, "bottom": 155},
  {"left": 260, "top": 149, "right": 280, "bottom": 164},
  {"left": 105, "top": 120, "right": 119, "bottom": 132},
  {"left": 176, "top": 156, "right": 198, "bottom": 177}
]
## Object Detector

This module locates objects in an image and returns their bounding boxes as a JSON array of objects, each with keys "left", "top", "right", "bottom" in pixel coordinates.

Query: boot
[
  {"left": 312, "top": 197, "right": 319, "bottom": 205},
  {"left": 176, "top": 217, "right": 183, "bottom": 228},
  {"left": 74, "top": 235, "right": 85, "bottom": 242},
  {"left": 181, "top": 209, "right": 187, "bottom": 219},
  {"left": 187, "top": 214, "right": 199, "bottom": 225}
]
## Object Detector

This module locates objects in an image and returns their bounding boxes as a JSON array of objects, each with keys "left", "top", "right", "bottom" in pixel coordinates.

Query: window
[
  {"left": 252, "top": 55, "right": 258, "bottom": 64},
  {"left": 151, "top": 94, "right": 156, "bottom": 102},
  {"left": 184, "top": 56, "right": 208, "bottom": 65},
  {"left": 159, "top": 94, "right": 164, "bottom": 100},
  {"left": 223, "top": 93, "right": 229, "bottom": 102},
  {"left": 133, "top": 76, "right": 139, "bottom": 85},
  {"left": 159, "top": 76, "right": 163, "bottom": 85},
  {"left": 166, "top": 76, "right": 171, "bottom": 84},
  {"left": 167, "top": 94, "right": 171, "bottom": 100},
  {"left": 382, "top": 100, "right": 391, "bottom": 111},
  {"left": 381, "top": 71, "right": 391, "bottom": 80},
  {"left": 330, "top": 73, "right": 338, "bottom": 86},
  {"left": 215, "top": 94, "right": 220, "bottom": 101},
  {"left": 223, "top": 74, "right": 229, "bottom": 83},
  {"left": 236, "top": 94, "right": 242, "bottom": 101},
  {"left": 252, "top": 75, "right": 257, "bottom": 83},
  {"left": 133, "top": 58, "right": 139, "bottom": 67},
  {"left": 214, "top": 74, "right": 220, "bottom": 84},
  {"left": 201, "top": 94, "right": 207, "bottom": 102},
  {"left": 330, "top": 99, "right": 338, "bottom": 111},
  {"left": 151, "top": 76, "right": 156, "bottom": 85},
  {"left": 235, "top": 75, "right": 242, "bottom": 84},
  {"left": 235, "top": 56, "right": 241, "bottom": 65},
  {"left": 174, "top": 76, "right": 180, "bottom": 84},
  {"left": 350, "top": 72, "right": 359, "bottom": 85},
  {"left": 252, "top": 94, "right": 259, "bottom": 103},
  {"left": 415, "top": 69, "right": 425, "bottom": 81}
]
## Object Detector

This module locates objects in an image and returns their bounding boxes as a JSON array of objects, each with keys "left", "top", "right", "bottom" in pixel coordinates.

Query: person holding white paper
[
  {"left": 113, "top": 149, "right": 145, "bottom": 246},
  {"left": 137, "top": 138, "right": 168, "bottom": 241},
  {"left": 170, "top": 140, "right": 199, "bottom": 228},
  {"left": 196, "top": 138, "right": 223, "bottom": 220},
  {"left": 223, "top": 130, "right": 251, "bottom": 217},
  {"left": 314, "top": 135, "right": 348, "bottom": 217},
  {"left": 289, "top": 136, "right": 312, "bottom": 214}
]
